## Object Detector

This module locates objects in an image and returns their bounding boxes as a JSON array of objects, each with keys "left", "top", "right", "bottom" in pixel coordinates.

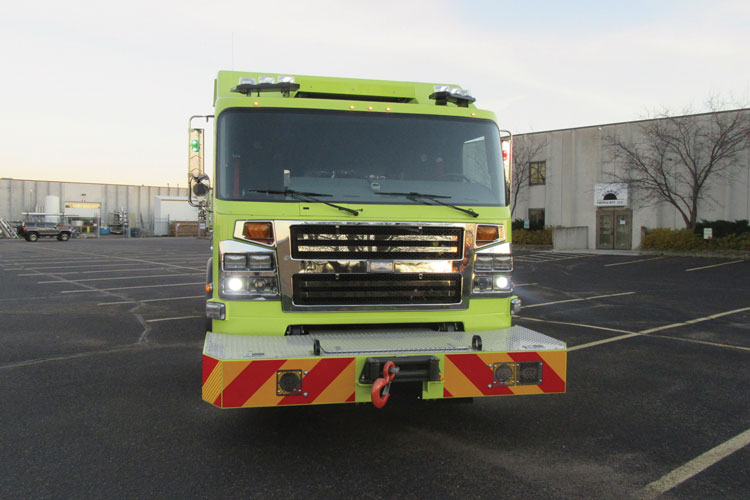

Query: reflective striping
[
  {"left": 202, "top": 355, "right": 219, "bottom": 385},
  {"left": 444, "top": 352, "right": 566, "bottom": 398},
  {"left": 202, "top": 356, "right": 357, "bottom": 408},
  {"left": 446, "top": 354, "right": 513, "bottom": 396},
  {"left": 537, "top": 351, "right": 567, "bottom": 392},
  {"left": 279, "top": 357, "right": 354, "bottom": 405},
  {"left": 201, "top": 356, "right": 223, "bottom": 405},
  {"left": 243, "top": 358, "right": 319, "bottom": 408},
  {"left": 510, "top": 351, "right": 566, "bottom": 393},
  {"left": 315, "top": 360, "right": 357, "bottom": 404},
  {"left": 444, "top": 356, "right": 486, "bottom": 397},
  {"left": 203, "top": 350, "right": 565, "bottom": 407},
  {"left": 220, "top": 360, "right": 285, "bottom": 408}
]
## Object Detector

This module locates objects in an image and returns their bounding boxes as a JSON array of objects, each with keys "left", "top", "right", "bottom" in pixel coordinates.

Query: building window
[
  {"left": 529, "top": 161, "right": 546, "bottom": 185},
  {"left": 528, "top": 208, "right": 545, "bottom": 229}
]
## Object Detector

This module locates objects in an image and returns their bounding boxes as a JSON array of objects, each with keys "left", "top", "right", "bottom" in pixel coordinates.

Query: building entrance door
[{"left": 596, "top": 209, "right": 632, "bottom": 249}]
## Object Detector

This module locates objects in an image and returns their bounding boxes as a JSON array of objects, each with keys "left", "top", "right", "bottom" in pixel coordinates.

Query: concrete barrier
[{"left": 553, "top": 226, "right": 589, "bottom": 250}]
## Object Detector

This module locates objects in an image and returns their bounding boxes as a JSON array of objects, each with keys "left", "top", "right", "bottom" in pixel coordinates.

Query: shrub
[
  {"left": 513, "top": 227, "right": 553, "bottom": 245},
  {"left": 642, "top": 228, "right": 750, "bottom": 251},
  {"left": 694, "top": 219, "right": 749, "bottom": 238},
  {"left": 710, "top": 233, "right": 750, "bottom": 251},
  {"left": 641, "top": 228, "right": 704, "bottom": 250}
]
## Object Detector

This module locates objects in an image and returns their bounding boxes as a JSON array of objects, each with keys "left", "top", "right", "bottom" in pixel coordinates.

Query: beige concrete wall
[
  {"left": 514, "top": 109, "right": 750, "bottom": 249},
  {"left": 0, "top": 178, "right": 188, "bottom": 230}
]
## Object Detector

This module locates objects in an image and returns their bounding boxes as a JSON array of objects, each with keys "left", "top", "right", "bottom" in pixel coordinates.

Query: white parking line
[
  {"left": 38, "top": 273, "right": 202, "bottom": 283},
  {"left": 638, "top": 306, "right": 750, "bottom": 334},
  {"left": 98, "top": 295, "right": 204, "bottom": 306},
  {"left": 522, "top": 291, "right": 635, "bottom": 309},
  {"left": 637, "top": 428, "right": 750, "bottom": 500},
  {"left": 517, "top": 316, "right": 635, "bottom": 335},
  {"left": 20, "top": 267, "right": 193, "bottom": 276},
  {"left": 685, "top": 260, "right": 744, "bottom": 272},
  {"left": 26, "top": 263, "right": 154, "bottom": 270},
  {"left": 604, "top": 257, "right": 664, "bottom": 267},
  {"left": 656, "top": 335, "right": 750, "bottom": 352},
  {"left": 146, "top": 315, "right": 203, "bottom": 323},
  {"left": 10, "top": 246, "right": 204, "bottom": 272},
  {"left": 62, "top": 282, "right": 204, "bottom": 293},
  {"left": 568, "top": 332, "right": 642, "bottom": 351}
]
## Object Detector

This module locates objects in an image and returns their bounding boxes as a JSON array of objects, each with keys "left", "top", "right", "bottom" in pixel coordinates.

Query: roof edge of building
[{"left": 516, "top": 107, "right": 750, "bottom": 136}]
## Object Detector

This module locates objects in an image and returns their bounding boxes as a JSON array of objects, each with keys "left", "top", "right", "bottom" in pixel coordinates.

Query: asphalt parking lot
[{"left": 1, "top": 238, "right": 748, "bottom": 499}]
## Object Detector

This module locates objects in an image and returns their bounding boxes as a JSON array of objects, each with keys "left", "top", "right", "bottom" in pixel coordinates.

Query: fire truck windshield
[{"left": 216, "top": 108, "right": 506, "bottom": 207}]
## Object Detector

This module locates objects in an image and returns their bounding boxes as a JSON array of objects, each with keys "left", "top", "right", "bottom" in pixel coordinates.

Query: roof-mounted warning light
[
  {"left": 429, "top": 85, "right": 476, "bottom": 108},
  {"left": 231, "top": 76, "right": 300, "bottom": 97}
]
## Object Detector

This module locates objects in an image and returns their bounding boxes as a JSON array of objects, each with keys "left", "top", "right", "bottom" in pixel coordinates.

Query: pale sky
[{"left": 1, "top": 0, "right": 748, "bottom": 187}]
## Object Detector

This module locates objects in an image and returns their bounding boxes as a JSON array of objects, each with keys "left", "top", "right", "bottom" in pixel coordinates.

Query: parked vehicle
[{"left": 17, "top": 223, "right": 77, "bottom": 242}]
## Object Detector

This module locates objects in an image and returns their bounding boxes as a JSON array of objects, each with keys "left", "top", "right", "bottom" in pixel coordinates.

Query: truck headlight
[
  {"left": 248, "top": 254, "right": 274, "bottom": 270},
  {"left": 226, "top": 277, "right": 245, "bottom": 292},
  {"left": 223, "top": 253, "right": 275, "bottom": 271},
  {"left": 224, "top": 254, "right": 247, "bottom": 270},
  {"left": 474, "top": 254, "right": 512, "bottom": 272},
  {"left": 494, "top": 276, "right": 510, "bottom": 290},
  {"left": 218, "top": 240, "right": 279, "bottom": 300},
  {"left": 472, "top": 273, "right": 512, "bottom": 294},
  {"left": 247, "top": 277, "right": 278, "bottom": 294},
  {"left": 475, "top": 255, "right": 494, "bottom": 272}
]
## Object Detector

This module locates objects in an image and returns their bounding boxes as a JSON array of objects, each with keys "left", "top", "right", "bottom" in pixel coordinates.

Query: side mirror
[{"left": 499, "top": 131, "right": 512, "bottom": 207}]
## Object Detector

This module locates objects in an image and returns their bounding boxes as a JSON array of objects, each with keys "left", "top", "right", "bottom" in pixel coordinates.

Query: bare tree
[
  {"left": 510, "top": 134, "right": 548, "bottom": 217},
  {"left": 604, "top": 102, "right": 750, "bottom": 229}
]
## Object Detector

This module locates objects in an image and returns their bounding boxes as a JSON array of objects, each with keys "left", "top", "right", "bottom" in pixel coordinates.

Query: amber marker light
[
  {"left": 205, "top": 284, "right": 212, "bottom": 293},
  {"left": 476, "top": 224, "right": 500, "bottom": 247},
  {"left": 243, "top": 222, "right": 274, "bottom": 245}
]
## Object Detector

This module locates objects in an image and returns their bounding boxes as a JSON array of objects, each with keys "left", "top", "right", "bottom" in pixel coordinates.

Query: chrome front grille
[
  {"left": 292, "top": 273, "right": 462, "bottom": 306},
  {"left": 290, "top": 225, "right": 463, "bottom": 260}
]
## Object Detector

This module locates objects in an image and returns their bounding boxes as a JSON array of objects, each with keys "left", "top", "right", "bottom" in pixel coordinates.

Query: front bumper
[{"left": 202, "top": 326, "right": 566, "bottom": 408}]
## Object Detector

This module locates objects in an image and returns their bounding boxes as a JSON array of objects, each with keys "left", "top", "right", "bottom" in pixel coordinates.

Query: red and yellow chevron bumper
[
  {"left": 202, "top": 329, "right": 566, "bottom": 408},
  {"left": 203, "top": 356, "right": 357, "bottom": 408}
]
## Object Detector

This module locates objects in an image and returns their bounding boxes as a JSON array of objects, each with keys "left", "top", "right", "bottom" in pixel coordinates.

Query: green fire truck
[{"left": 194, "top": 71, "right": 566, "bottom": 409}]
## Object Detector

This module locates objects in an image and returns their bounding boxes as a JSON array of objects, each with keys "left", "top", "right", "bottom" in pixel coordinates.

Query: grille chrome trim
[
  {"left": 272, "top": 221, "right": 476, "bottom": 312},
  {"left": 290, "top": 224, "right": 463, "bottom": 260}
]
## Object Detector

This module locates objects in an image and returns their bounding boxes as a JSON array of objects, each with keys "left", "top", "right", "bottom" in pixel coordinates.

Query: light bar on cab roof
[{"left": 429, "top": 85, "right": 476, "bottom": 108}]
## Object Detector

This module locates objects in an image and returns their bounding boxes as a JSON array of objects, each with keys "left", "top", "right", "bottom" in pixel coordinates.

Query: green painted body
[{"left": 208, "top": 71, "right": 513, "bottom": 337}]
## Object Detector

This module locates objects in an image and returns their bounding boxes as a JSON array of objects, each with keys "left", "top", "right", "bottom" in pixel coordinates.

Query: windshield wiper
[
  {"left": 376, "top": 191, "right": 478, "bottom": 218},
  {"left": 248, "top": 189, "right": 360, "bottom": 216}
]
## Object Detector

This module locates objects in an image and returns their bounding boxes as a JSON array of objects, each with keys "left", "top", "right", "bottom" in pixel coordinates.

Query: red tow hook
[{"left": 371, "top": 361, "right": 399, "bottom": 408}]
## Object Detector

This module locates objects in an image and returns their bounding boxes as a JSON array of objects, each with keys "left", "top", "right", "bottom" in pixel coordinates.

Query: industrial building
[
  {"left": 0, "top": 178, "right": 195, "bottom": 236},
  {"left": 512, "top": 108, "right": 750, "bottom": 250}
]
